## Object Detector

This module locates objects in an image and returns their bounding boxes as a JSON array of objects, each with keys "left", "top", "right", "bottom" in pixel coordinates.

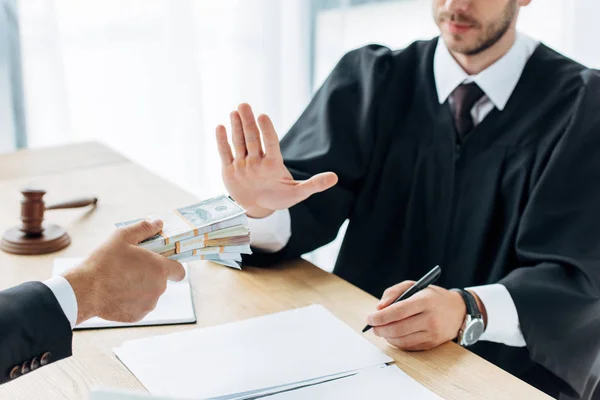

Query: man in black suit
[
  {"left": 0, "top": 219, "right": 185, "bottom": 384},
  {"left": 215, "top": 0, "right": 600, "bottom": 397}
]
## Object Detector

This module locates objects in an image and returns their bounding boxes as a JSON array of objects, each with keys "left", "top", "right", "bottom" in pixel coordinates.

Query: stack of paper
[
  {"left": 53, "top": 258, "right": 196, "bottom": 330},
  {"left": 114, "top": 305, "right": 393, "bottom": 399}
]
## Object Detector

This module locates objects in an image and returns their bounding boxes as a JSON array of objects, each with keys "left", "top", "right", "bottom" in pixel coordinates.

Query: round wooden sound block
[{"left": 1, "top": 224, "right": 71, "bottom": 255}]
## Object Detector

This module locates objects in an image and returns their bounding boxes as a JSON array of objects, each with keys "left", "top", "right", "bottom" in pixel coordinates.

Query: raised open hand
[{"left": 216, "top": 103, "right": 338, "bottom": 218}]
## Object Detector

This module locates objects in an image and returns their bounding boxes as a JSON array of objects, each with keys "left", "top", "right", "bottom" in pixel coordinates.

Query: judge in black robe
[{"left": 243, "top": 37, "right": 600, "bottom": 398}]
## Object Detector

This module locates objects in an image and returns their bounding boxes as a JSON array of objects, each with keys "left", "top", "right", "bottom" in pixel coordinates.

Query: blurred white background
[
  {"left": 14, "top": 0, "right": 312, "bottom": 197},
  {"left": 2, "top": 0, "right": 599, "bottom": 270}
]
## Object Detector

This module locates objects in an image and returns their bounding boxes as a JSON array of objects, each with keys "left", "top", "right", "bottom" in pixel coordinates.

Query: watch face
[{"left": 463, "top": 319, "right": 485, "bottom": 346}]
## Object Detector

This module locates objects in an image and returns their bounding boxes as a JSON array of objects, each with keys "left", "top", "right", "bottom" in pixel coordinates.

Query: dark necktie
[{"left": 452, "top": 82, "right": 485, "bottom": 139}]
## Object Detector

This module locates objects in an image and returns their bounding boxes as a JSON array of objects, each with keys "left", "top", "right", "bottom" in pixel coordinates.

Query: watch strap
[{"left": 451, "top": 288, "right": 482, "bottom": 319}]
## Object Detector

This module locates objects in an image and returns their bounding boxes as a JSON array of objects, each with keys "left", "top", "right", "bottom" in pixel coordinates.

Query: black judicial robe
[{"left": 243, "top": 38, "right": 600, "bottom": 398}]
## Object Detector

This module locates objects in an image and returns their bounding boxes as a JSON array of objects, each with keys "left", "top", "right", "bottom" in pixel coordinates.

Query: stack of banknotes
[{"left": 115, "top": 195, "right": 250, "bottom": 269}]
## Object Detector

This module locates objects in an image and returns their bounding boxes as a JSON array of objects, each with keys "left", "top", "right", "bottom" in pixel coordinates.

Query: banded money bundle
[{"left": 115, "top": 195, "right": 250, "bottom": 269}]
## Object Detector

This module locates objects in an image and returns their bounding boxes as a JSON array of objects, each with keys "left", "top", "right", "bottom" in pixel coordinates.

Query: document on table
[
  {"left": 88, "top": 390, "right": 180, "bottom": 400},
  {"left": 88, "top": 366, "right": 443, "bottom": 399},
  {"left": 53, "top": 258, "right": 196, "bottom": 329},
  {"left": 257, "top": 365, "right": 444, "bottom": 399},
  {"left": 113, "top": 305, "right": 394, "bottom": 399}
]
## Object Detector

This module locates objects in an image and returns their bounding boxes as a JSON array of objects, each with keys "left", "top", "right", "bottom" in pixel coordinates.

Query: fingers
[
  {"left": 367, "top": 296, "right": 424, "bottom": 326},
  {"left": 121, "top": 219, "right": 163, "bottom": 245},
  {"left": 296, "top": 172, "right": 339, "bottom": 199},
  {"left": 164, "top": 260, "right": 186, "bottom": 282},
  {"left": 257, "top": 113, "right": 282, "bottom": 161},
  {"left": 386, "top": 332, "right": 430, "bottom": 351},
  {"left": 230, "top": 110, "right": 247, "bottom": 159},
  {"left": 216, "top": 125, "right": 234, "bottom": 166},
  {"left": 377, "top": 281, "right": 416, "bottom": 310},
  {"left": 372, "top": 313, "right": 427, "bottom": 339},
  {"left": 227, "top": 104, "right": 276, "bottom": 161},
  {"left": 238, "top": 103, "right": 264, "bottom": 158}
]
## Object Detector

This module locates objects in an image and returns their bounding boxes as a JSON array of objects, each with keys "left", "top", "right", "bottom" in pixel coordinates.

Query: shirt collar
[{"left": 434, "top": 33, "right": 539, "bottom": 111}]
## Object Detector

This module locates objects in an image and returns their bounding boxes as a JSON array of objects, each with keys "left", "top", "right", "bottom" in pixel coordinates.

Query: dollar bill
[
  {"left": 169, "top": 252, "right": 243, "bottom": 262},
  {"left": 140, "top": 215, "right": 247, "bottom": 249},
  {"left": 114, "top": 218, "right": 164, "bottom": 245},
  {"left": 174, "top": 234, "right": 250, "bottom": 254},
  {"left": 169, "top": 245, "right": 251, "bottom": 259},
  {"left": 200, "top": 225, "right": 249, "bottom": 240},
  {"left": 114, "top": 196, "right": 249, "bottom": 271},
  {"left": 148, "top": 242, "right": 176, "bottom": 255},
  {"left": 114, "top": 218, "right": 144, "bottom": 229},
  {"left": 210, "top": 259, "right": 242, "bottom": 270},
  {"left": 115, "top": 195, "right": 247, "bottom": 249},
  {"left": 174, "top": 257, "right": 242, "bottom": 270},
  {"left": 159, "top": 249, "right": 177, "bottom": 257},
  {"left": 139, "top": 222, "right": 249, "bottom": 252},
  {"left": 137, "top": 226, "right": 250, "bottom": 255}
]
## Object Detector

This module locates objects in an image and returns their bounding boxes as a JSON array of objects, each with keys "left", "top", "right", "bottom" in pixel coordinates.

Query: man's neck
[{"left": 450, "top": 29, "right": 517, "bottom": 75}]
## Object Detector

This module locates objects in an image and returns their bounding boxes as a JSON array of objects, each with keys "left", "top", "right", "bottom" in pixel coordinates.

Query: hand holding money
[
  {"left": 215, "top": 103, "right": 338, "bottom": 218},
  {"left": 115, "top": 195, "right": 251, "bottom": 269},
  {"left": 64, "top": 220, "right": 186, "bottom": 324}
]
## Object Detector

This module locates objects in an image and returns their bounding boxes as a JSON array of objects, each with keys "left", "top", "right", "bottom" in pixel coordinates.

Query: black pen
[{"left": 362, "top": 265, "right": 442, "bottom": 333}]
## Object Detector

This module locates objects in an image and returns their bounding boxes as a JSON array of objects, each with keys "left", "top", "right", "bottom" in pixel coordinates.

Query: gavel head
[{"left": 20, "top": 188, "right": 47, "bottom": 237}]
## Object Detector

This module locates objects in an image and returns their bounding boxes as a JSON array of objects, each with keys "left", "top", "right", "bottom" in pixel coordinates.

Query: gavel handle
[{"left": 46, "top": 197, "right": 98, "bottom": 210}]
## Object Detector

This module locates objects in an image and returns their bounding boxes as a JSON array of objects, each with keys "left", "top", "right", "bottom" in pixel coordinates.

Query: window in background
[
  {"left": 312, "top": 0, "right": 437, "bottom": 88},
  {"left": 0, "top": 0, "right": 26, "bottom": 152}
]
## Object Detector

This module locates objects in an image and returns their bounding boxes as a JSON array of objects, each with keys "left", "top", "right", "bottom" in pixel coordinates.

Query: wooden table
[{"left": 0, "top": 142, "right": 551, "bottom": 400}]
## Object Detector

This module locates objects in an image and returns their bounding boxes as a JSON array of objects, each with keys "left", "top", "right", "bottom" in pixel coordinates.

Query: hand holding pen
[
  {"left": 363, "top": 266, "right": 441, "bottom": 333},
  {"left": 363, "top": 265, "right": 474, "bottom": 351}
]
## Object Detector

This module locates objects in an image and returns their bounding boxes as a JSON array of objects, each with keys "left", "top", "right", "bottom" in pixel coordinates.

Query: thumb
[
  {"left": 297, "top": 172, "right": 338, "bottom": 198},
  {"left": 165, "top": 260, "right": 186, "bottom": 282},
  {"left": 121, "top": 219, "right": 164, "bottom": 245},
  {"left": 376, "top": 281, "right": 415, "bottom": 310}
]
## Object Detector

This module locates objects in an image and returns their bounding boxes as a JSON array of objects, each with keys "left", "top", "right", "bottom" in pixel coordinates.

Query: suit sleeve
[
  {"left": 500, "top": 70, "right": 600, "bottom": 398},
  {"left": 244, "top": 45, "right": 392, "bottom": 267},
  {"left": 0, "top": 282, "right": 73, "bottom": 384}
]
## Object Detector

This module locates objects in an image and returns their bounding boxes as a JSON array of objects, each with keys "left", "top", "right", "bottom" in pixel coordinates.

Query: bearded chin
[
  {"left": 442, "top": 1, "right": 518, "bottom": 56},
  {"left": 460, "top": 22, "right": 511, "bottom": 56}
]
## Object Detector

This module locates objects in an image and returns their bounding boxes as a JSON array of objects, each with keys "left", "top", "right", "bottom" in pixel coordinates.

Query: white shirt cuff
[
  {"left": 248, "top": 209, "right": 292, "bottom": 253},
  {"left": 466, "top": 284, "right": 526, "bottom": 347},
  {"left": 43, "top": 276, "right": 78, "bottom": 329}
]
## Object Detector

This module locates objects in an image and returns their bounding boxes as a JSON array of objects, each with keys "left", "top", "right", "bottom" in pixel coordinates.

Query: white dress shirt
[
  {"left": 43, "top": 276, "right": 78, "bottom": 329},
  {"left": 248, "top": 33, "right": 540, "bottom": 348}
]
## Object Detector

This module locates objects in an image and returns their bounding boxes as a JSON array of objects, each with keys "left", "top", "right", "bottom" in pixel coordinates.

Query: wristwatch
[{"left": 451, "top": 289, "right": 485, "bottom": 347}]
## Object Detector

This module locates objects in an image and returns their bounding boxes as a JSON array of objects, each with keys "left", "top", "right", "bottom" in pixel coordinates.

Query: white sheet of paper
[
  {"left": 88, "top": 390, "right": 179, "bottom": 400},
  {"left": 114, "top": 305, "right": 393, "bottom": 399},
  {"left": 53, "top": 258, "right": 196, "bottom": 329},
  {"left": 260, "top": 365, "right": 444, "bottom": 400},
  {"left": 88, "top": 366, "right": 442, "bottom": 400},
  {"left": 204, "top": 370, "right": 360, "bottom": 400}
]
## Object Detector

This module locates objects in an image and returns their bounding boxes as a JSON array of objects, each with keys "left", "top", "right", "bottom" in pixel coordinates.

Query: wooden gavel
[{"left": 1, "top": 188, "right": 98, "bottom": 255}]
